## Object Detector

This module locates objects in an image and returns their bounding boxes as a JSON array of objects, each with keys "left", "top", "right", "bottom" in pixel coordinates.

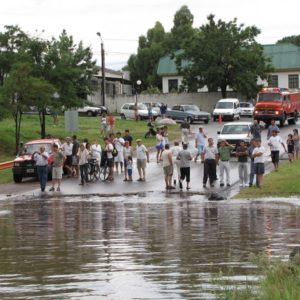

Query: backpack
[{"left": 112, "top": 147, "right": 118, "bottom": 157}]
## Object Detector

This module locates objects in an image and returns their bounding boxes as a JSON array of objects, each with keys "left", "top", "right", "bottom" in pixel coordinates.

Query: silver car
[{"left": 120, "top": 103, "right": 158, "bottom": 120}]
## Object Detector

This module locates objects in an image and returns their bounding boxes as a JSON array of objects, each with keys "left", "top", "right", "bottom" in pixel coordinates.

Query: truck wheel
[
  {"left": 231, "top": 114, "right": 234, "bottom": 121},
  {"left": 289, "top": 112, "right": 298, "bottom": 125},
  {"left": 204, "top": 120, "right": 209, "bottom": 124},
  {"left": 120, "top": 114, "right": 126, "bottom": 120},
  {"left": 13, "top": 174, "right": 22, "bottom": 183},
  {"left": 280, "top": 114, "right": 286, "bottom": 127},
  {"left": 87, "top": 111, "right": 93, "bottom": 117}
]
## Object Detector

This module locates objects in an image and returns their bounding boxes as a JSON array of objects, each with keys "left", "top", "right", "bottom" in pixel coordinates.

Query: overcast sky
[{"left": 1, "top": 0, "right": 300, "bottom": 70}]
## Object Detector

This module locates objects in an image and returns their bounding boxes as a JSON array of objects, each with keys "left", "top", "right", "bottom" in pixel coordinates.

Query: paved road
[{"left": 0, "top": 117, "right": 296, "bottom": 199}]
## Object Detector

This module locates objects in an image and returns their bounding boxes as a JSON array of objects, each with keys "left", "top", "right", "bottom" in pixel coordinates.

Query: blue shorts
[
  {"left": 254, "top": 163, "right": 265, "bottom": 175},
  {"left": 197, "top": 144, "right": 205, "bottom": 154},
  {"left": 127, "top": 169, "right": 132, "bottom": 176},
  {"left": 156, "top": 143, "right": 164, "bottom": 150}
]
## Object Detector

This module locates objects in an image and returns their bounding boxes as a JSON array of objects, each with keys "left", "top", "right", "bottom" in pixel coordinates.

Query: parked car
[
  {"left": 120, "top": 103, "right": 158, "bottom": 120},
  {"left": 212, "top": 98, "right": 241, "bottom": 121},
  {"left": 217, "top": 122, "right": 252, "bottom": 154},
  {"left": 23, "top": 106, "right": 51, "bottom": 115},
  {"left": 12, "top": 138, "right": 61, "bottom": 183},
  {"left": 165, "top": 104, "right": 210, "bottom": 124},
  {"left": 143, "top": 102, "right": 164, "bottom": 115},
  {"left": 77, "top": 105, "right": 107, "bottom": 116},
  {"left": 240, "top": 102, "right": 254, "bottom": 117}
]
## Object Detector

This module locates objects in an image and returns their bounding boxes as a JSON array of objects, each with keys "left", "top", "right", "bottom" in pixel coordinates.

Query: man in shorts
[
  {"left": 160, "top": 144, "right": 174, "bottom": 189},
  {"left": 252, "top": 139, "right": 265, "bottom": 188},
  {"left": 194, "top": 127, "right": 207, "bottom": 163},
  {"left": 49, "top": 143, "right": 65, "bottom": 192},
  {"left": 267, "top": 130, "right": 287, "bottom": 171},
  {"left": 104, "top": 137, "right": 114, "bottom": 181},
  {"left": 176, "top": 143, "right": 192, "bottom": 190},
  {"left": 136, "top": 139, "right": 149, "bottom": 181},
  {"left": 113, "top": 132, "right": 125, "bottom": 173}
]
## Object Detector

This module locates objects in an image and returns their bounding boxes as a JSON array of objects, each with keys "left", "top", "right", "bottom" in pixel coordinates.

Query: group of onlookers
[{"left": 32, "top": 115, "right": 299, "bottom": 193}]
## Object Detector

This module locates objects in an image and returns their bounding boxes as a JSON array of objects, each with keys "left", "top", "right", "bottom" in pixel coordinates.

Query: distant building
[
  {"left": 157, "top": 44, "right": 300, "bottom": 93},
  {"left": 88, "top": 68, "right": 132, "bottom": 105}
]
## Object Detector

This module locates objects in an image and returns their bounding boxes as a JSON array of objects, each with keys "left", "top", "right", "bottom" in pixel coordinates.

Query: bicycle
[
  {"left": 86, "top": 158, "right": 100, "bottom": 182},
  {"left": 99, "top": 158, "right": 109, "bottom": 181}
]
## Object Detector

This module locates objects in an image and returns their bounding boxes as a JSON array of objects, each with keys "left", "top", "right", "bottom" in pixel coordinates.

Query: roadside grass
[
  {"left": 216, "top": 254, "right": 300, "bottom": 300},
  {"left": 0, "top": 114, "right": 180, "bottom": 184},
  {"left": 234, "top": 159, "right": 300, "bottom": 198}
]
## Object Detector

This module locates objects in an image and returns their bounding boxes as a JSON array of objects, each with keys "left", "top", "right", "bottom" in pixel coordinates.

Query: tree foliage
[
  {"left": 277, "top": 35, "right": 300, "bottom": 47},
  {"left": 125, "top": 22, "right": 167, "bottom": 90},
  {"left": 0, "top": 26, "right": 98, "bottom": 149},
  {"left": 166, "top": 5, "right": 196, "bottom": 51},
  {"left": 178, "top": 15, "right": 272, "bottom": 98}
]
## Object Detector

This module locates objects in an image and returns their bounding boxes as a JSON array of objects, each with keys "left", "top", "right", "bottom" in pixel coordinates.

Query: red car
[{"left": 12, "top": 138, "right": 61, "bottom": 183}]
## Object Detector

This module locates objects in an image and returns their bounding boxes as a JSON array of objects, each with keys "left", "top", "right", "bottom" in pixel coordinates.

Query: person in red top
[{"left": 106, "top": 112, "right": 115, "bottom": 133}]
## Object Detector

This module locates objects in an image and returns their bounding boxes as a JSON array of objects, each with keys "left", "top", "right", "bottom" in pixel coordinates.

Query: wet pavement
[{"left": 0, "top": 119, "right": 299, "bottom": 299}]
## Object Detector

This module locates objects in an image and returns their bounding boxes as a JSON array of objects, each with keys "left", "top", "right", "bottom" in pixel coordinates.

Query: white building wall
[
  {"left": 162, "top": 76, "right": 183, "bottom": 93},
  {"left": 257, "top": 72, "right": 300, "bottom": 89}
]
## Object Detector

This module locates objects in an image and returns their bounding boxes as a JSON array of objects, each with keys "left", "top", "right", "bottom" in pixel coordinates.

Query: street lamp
[
  {"left": 96, "top": 32, "right": 106, "bottom": 107},
  {"left": 135, "top": 80, "right": 142, "bottom": 105},
  {"left": 134, "top": 80, "right": 142, "bottom": 121}
]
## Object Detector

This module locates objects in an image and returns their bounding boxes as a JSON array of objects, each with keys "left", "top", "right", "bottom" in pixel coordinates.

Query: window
[
  {"left": 168, "top": 79, "right": 178, "bottom": 92},
  {"left": 268, "top": 75, "right": 278, "bottom": 88},
  {"left": 288, "top": 74, "right": 299, "bottom": 89}
]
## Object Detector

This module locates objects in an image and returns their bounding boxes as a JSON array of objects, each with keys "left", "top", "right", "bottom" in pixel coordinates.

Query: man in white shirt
[
  {"left": 201, "top": 138, "right": 219, "bottom": 188},
  {"left": 268, "top": 130, "right": 287, "bottom": 171},
  {"left": 104, "top": 137, "right": 114, "bottom": 181},
  {"left": 136, "top": 139, "right": 149, "bottom": 181},
  {"left": 62, "top": 137, "right": 73, "bottom": 176},
  {"left": 91, "top": 140, "right": 102, "bottom": 166},
  {"left": 252, "top": 139, "right": 266, "bottom": 188},
  {"left": 32, "top": 145, "right": 49, "bottom": 192},
  {"left": 113, "top": 132, "right": 125, "bottom": 173}
]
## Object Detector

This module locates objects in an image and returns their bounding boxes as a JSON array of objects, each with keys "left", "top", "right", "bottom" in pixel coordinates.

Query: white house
[{"left": 157, "top": 44, "right": 300, "bottom": 93}]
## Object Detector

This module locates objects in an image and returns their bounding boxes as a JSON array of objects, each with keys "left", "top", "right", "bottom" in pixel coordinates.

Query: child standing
[
  {"left": 126, "top": 156, "right": 133, "bottom": 181},
  {"left": 287, "top": 134, "right": 294, "bottom": 162}
]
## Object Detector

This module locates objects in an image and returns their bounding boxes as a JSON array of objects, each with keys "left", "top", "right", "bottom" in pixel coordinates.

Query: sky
[{"left": 1, "top": 0, "right": 300, "bottom": 70}]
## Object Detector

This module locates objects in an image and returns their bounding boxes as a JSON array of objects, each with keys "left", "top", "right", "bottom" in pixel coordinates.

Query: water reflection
[{"left": 0, "top": 196, "right": 299, "bottom": 299}]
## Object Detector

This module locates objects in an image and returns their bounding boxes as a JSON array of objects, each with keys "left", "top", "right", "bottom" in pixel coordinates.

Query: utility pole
[{"left": 97, "top": 32, "right": 106, "bottom": 107}]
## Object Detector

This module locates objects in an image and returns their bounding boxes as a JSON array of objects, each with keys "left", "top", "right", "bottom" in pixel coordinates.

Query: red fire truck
[{"left": 254, "top": 87, "right": 300, "bottom": 126}]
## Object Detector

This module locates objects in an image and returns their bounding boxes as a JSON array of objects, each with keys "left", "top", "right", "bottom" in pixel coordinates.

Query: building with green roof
[{"left": 157, "top": 44, "right": 300, "bottom": 93}]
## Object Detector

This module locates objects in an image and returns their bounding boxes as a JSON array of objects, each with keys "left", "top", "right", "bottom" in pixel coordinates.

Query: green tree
[
  {"left": 124, "top": 22, "right": 167, "bottom": 90},
  {"left": 277, "top": 35, "right": 300, "bottom": 47},
  {"left": 0, "top": 63, "right": 54, "bottom": 154},
  {"left": 178, "top": 15, "right": 272, "bottom": 98},
  {"left": 166, "top": 5, "right": 196, "bottom": 51},
  {"left": 0, "top": 25, "right": 28, "bottom": 87},
  {"left": 44, "top": 30, "right": 98, "bottom": 110}
]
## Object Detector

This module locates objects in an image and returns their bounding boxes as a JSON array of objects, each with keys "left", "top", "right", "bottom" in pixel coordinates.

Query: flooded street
[{"left": 0, "top": 194, "right": 299, "bottom": 299}]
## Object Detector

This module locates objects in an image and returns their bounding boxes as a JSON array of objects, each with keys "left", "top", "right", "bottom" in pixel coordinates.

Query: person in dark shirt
[
  {"left": 236, "top": 140, "right": 249, "bottom": 187},
  {"left": 247, "top": 139, "right": 257, "bottom": 187},
  {"left": 72, "top": 135, "right": 80, "bottom": 177},
  {"left": 123, "top": 129, "right": 133, "bottom": 146}
]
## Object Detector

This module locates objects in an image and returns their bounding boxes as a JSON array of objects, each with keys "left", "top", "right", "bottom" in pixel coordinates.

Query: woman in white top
[{"left": 156, "top": 127, "right": 165, "bottom": 163}]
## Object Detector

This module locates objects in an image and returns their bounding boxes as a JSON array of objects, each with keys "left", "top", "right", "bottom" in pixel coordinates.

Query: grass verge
[
  {"left": 216, "top": 254, "right": 300, "bottom": 300},
  {"left": 0, "top": 114, "right": 181, "bottom": 184},
  {"left": 234, "top": 159, "right": 300, "bottom": 198}
]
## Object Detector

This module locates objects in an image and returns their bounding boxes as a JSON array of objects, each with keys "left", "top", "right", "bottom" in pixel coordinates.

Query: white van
[{"left": 212, "top": 98, "right": 241, "bottom": 121}]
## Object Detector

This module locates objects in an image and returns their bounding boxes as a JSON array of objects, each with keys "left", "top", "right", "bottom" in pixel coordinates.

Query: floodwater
[{"left": 0, "top": 194, "right": 299, "bottom": 300}]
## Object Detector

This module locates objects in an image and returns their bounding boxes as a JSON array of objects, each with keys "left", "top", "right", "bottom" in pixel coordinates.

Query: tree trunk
[
  {"left": 39, "top": 109, "right": 46, "bottom": 139},
  {"left": 221, "top": 85, "right": 227, "bottom": 98},
  {"left": 14, "top": 110, "right": 22, "bottom": 155}
]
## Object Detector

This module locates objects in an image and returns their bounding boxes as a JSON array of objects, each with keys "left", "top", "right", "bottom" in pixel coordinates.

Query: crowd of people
[{"left": 31, "top": 117, "right": 299, "bottom": 193}]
